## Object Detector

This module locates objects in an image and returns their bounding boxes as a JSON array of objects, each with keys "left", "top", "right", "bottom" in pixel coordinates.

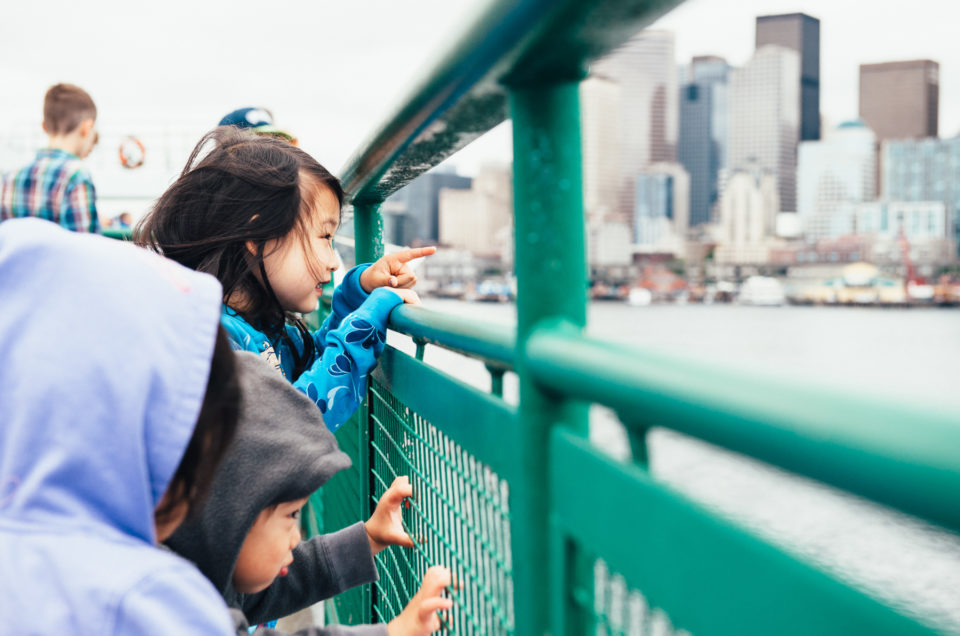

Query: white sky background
[
  {"left": 0, "top": 0, "right": 490, "bottom": 173},
  {"left": 2, "top": 0, "right": 959, "bottom": 176}
]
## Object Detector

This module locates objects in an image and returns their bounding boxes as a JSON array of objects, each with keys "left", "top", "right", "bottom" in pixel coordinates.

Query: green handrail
[
  {"left": 101, "top": 227, "right": 132, "bottom": 241},
  {"left": 389, "top": 305, "right": 515, "bottom": 368},
  {"left": 526, "top": 324, "right": 960, "bottom": 532}
]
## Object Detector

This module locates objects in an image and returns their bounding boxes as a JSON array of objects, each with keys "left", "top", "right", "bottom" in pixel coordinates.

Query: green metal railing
[{"left": 310, "top": 0, "right": 960, "bottom": 634}]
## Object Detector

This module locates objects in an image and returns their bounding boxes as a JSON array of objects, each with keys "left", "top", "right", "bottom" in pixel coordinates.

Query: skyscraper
[
  {"left": 678, "top": 56, "right": 729, "bottom": 227},
  {"left": 727, "top": 45, "right": 800, "bottom": 213},
  {"left": 438, "top": 163, "right": 512, "bottom": 258},
  {"left": 797, "top": 120, "right": 876, "bottom": 228},
  {"left": 592, "top": 30, "right": 677, "bottom": 220},
  {"left": 756, "top": 13, "right": 820, "bottom": 141},
  {"left": 860, "top": 60, "right": 939, "bottom": 142},
  {"left": 580, "top": 75, "right": 622, "bottom": 225},
  {"left": 883, "top": 137, "right": 960, "bottom": 257}
]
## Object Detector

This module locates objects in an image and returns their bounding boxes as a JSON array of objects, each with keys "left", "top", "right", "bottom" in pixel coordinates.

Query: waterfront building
[
  {"left": 438, "top": 163, "right": 511, "bottom": 259},
  {"left": 803, "top": 199, "right": 953, "bottom": 269},
  {"left": 883, "top": 136, "right": 960, "bottom": 258},
  {"left": 756, "top": 12, "right": 821, "bottom": 141},
  {"left": 581, "top": 75, "right": 623, "bottom": 225},
  {"left": 385, "top": 168, "right": 472, "bottom": 246},
  {"left": 856, "top": 200, "right": 947, "bottom": 242},
  {"left": 678, "top": 56, "right": 729, "bottom": 228},
  {"left": 771, "top": 202, "right": 955, "bottom": 267},
  {"left": 592, "top": 30, "right": 677, "bottom": 220},
  {"left": 727, "top": 45, "right": 800, "bottom": 214},
  {"left": 859, "top": 60, "right": 939, "bottom": 143},
  {"left": 715, "top": 166, "right": 780, "bottom": 264},
  {"left": 588, "top": 221, "right": 634, "bottom": 266},
  {"left": 797, "top": 120, "right": 876, "bottom": 235},
  {"left": 633, "top": 163, "right": 689, "bottom": 257}
]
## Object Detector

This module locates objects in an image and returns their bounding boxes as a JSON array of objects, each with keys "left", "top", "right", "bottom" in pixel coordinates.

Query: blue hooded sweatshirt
[{"left": 0, "top": 218, "right": 234, "bottom": 634}]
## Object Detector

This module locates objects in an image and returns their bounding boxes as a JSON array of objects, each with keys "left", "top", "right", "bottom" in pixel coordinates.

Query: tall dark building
[
  {"left": 756, "top": 12, "right": 820, "bottom": 141},
  {"left": 859, "top": 60, "right": 939, "bottom": 143},
  {"left": 678, "top": 57, "right": 729, "bottom": 226}
]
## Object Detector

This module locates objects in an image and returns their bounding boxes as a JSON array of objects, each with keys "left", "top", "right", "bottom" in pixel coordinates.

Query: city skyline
[{"left": 652, "top": 0, "right": 960, "bottom": 136}]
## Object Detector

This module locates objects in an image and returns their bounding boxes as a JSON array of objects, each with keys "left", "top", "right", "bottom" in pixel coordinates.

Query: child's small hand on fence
[
  {"left": 366, "top": 475, "right": 416, "bottom": 555},
  {"left": 360, "top": 246, "right": 437, "bottom": 293},
  {"left": 387, "top": 566, "right": 453, "bottom": 636}
]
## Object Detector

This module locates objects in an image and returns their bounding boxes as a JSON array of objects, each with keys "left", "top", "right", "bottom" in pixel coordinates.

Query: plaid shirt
[{"left": 0, "top": 148, "right": 99, "bottom": 233}]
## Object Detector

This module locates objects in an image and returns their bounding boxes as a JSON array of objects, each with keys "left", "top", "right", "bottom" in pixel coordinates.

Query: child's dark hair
[
  {"left": 135, "top": 127, "right": 344, "bottom": 380},
  {"left": 155, "top": 326, "right": 240, "bottom": 525}
]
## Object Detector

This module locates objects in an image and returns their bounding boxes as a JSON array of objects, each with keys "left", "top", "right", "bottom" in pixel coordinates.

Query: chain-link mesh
[{"left": 368, "top": 380, "right": 515, "bottom": 635}]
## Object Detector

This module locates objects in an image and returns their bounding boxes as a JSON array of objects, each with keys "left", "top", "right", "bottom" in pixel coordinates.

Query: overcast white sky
[{"left": 2, "top": 0, "right": 958, "bottom": 175}]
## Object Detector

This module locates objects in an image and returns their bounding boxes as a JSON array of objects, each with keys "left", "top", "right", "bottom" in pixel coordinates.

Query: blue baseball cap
[{"left": 218, "top": 107, "right": 294, "bottom": 141}]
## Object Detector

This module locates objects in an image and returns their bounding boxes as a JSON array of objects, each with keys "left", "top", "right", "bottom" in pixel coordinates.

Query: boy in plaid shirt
[{"left": 0, "top": 83, "right": 100, "bottom": 233}]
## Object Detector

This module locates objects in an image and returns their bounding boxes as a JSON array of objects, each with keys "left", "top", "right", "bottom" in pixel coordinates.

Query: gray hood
[{"left": 167, "top": 352, "right": 352, "bottom": 595}]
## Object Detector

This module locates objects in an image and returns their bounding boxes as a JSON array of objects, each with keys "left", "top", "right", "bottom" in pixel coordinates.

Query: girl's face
[{"left": 260, "top": 178, "right": 340, "bottom": 314}]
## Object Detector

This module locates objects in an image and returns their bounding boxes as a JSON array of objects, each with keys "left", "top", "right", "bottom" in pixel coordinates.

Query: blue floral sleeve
[
  {"left": 293, "top": 284, "right": 402, "bottom": 432},
  {"left": 321, "top": 264, "right": 373, "bottom": 332}
]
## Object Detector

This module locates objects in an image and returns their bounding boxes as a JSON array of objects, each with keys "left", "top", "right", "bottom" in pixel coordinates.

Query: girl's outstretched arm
[{"left": 294, "top": 286, "right": 402, "bottom": 430}]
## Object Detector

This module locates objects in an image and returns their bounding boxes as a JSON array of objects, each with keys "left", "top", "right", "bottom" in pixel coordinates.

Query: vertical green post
[
  {"left": 509, "top": 79, "right": 589, "bottom": 635},
  {"left": 353, "top": 201, "right": 385, "bottom": 264},
  {"left": 352, "top": 201, "right": 383, "bottom": 623},
  {"left": 486, "top": 364, "right": 505, "bottom": 398}
]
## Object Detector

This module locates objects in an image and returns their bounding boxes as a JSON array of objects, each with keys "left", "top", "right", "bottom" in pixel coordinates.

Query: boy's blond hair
[{"left": 43, "top": 83, "right": 97, "bottom": 135}]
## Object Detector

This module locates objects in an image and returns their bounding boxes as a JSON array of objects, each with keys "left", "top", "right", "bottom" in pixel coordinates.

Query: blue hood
[
  {"left": 0, "top": 218, "right": 222, "bottom": 542},
  {"left": 0, "top": 219, "right": 234, "bottom": 633}
]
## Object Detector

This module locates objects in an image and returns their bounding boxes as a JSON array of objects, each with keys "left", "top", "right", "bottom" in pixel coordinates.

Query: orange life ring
[{"left": 119, "top": 136, "right": 145, "bottom": 169}]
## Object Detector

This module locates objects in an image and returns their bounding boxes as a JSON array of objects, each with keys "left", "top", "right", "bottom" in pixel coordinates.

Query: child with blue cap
[{"left": 220, "top": 107, "right": 299, "bottom": 145}]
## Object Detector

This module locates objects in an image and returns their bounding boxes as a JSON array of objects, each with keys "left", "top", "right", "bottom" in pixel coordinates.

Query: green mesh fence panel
[
  {"left": 368, "top": 380, "right": 515, "bottom": 635},
  {"left": 550, "top": 430, "right": 938, "bottom": 636},
  {"left": 320, "top": 414, "right": 371, "bottom": 625},
  {"left": 575, "top": 561, "right": 688, "bottom": 636}
]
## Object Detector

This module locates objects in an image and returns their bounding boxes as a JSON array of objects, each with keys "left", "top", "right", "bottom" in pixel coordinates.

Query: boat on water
[
  {"left": 589, "top": 282, "right": 627, "bottom": 301},
  {"left": 738, "top": 276, "right": 786, "bottom": 306},
  {"left": 474, "top": 279, "right": 513, "bottom": 302},
  {"left": 626, "top": 286, "right": 653, "bottom": 306},
  {"left": 432, "top": 281, "right": 467, "bottom": 299},
  {"left": 794, "top": 262, "right": 907, "bottom": 306}
]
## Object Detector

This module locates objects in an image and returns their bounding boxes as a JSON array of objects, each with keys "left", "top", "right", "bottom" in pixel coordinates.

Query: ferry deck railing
[{"left": 305, "top": 0, "right": 960, "bottom": 634}]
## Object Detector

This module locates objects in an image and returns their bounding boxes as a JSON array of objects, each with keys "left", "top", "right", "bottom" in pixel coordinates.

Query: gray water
[{"left": 388, "top": 301, "right": 960, "bottom": 633}]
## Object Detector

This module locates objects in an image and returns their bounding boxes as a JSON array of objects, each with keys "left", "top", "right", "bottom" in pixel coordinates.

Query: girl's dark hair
[
  {"left": 134, "top": 126, "right": 344, "bottom": 379},
  {"left": 155, "top": 326, "right": 240, "bottom": 524}
]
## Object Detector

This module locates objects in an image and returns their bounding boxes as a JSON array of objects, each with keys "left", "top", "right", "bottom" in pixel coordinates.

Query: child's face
[
  {"left": 261, "top": 176, "right": 340, "bottom": 314},
  {"left": 233, "top": 497, "right": 308, "bottom": 594}
]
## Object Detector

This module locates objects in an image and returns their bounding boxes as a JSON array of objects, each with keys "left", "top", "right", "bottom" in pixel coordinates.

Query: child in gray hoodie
[{"left": 167, "top": 353, "right": 451, "bottom": 635}]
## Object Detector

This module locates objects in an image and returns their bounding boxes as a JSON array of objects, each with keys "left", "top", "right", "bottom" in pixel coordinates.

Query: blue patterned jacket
[{"left": 220, "top": 264, "right": 402, "bottom": 431}]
